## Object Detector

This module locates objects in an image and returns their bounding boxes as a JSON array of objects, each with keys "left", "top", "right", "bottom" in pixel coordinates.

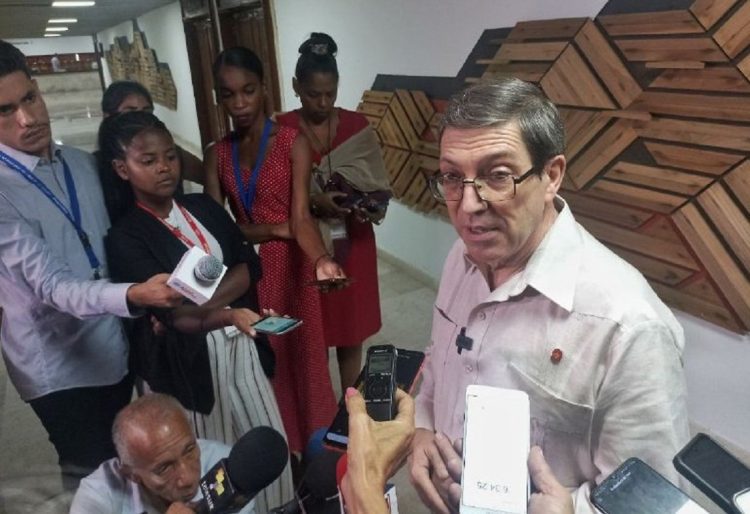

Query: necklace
[
  {"left": 301, "top": 113, "right": 332, "bottom": 155},
  {"left": 301, "top": 113, "right": 335, "bottom": 190}
]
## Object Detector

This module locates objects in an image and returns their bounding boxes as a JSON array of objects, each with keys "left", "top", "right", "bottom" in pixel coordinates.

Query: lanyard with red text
[{"left": 137, "top": 201, "right": 210, "bottom": 253}]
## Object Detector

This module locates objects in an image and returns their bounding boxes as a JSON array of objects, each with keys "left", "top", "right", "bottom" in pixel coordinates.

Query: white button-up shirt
[
  {"left": 0, "top": 141, "right": 131, "bottom": 400},
  {"left": 415, "top": 199, "right": 689, "bottom": 513}
]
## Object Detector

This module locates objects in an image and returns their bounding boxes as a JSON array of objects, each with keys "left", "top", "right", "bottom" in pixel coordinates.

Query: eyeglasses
[{"left": 428, "top": 167, "right": 538, "bottom": 203}]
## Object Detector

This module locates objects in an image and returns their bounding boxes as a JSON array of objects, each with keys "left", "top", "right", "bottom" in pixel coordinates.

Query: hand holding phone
[
  {"left": 251, "top": 316, "right": 302, "bottom": 335},
  {"left": 307, "top": 277, "right": 353, "bottom": 292}
]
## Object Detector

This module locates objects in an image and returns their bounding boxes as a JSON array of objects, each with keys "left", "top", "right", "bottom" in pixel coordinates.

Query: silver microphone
[{"left": 194, "top": 254, "right": 223, "bottom": 284}]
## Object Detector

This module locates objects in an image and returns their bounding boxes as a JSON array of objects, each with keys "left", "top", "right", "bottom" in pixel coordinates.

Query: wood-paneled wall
[{"left": 359, "top": 0, "right": 750, "bottom": 333}]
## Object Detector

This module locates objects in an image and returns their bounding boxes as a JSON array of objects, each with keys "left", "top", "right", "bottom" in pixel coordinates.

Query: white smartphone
[{"left": 460, "top": 385, "right": 530, "bottom": 514}]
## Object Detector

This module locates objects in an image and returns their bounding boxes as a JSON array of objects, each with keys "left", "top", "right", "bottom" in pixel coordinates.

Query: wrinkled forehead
[
  {"left": 123, "top": 418, "right": 195, "bottom": 467},
  {"left": 439, "top": 122, "right": 531, "bottom": 163}
]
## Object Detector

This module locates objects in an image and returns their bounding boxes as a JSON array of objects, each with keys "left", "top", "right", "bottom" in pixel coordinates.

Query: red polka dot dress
[{"left": 216, "top": 125, "right": 337, "bottom": 452}]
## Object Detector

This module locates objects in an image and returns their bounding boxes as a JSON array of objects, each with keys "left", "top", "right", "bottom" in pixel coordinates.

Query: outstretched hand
[
  {"left": 127, "top": 273, "right": 183, "bottom": 309},
  {"left": 341, "top": 388, "right": 415, "bottom": 514}
]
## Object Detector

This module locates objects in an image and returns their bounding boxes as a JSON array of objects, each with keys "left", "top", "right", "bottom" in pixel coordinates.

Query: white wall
[
  {"left": 96, "top": 2, "right": 202, "bottom": 156},
  {"left": 271, "top": 0, "right": 750, "bottom": 453},
  {"left": 7, "top": 36, "right": 95, "bottom": 56}
]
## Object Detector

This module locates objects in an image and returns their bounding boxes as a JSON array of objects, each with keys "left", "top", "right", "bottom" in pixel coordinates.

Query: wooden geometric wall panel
[
  {"left": 363, "top": 0, "right": 750, "bottom": 333},
  {"left": 104, "top": 24, "right": 178, "bottom": 110}
]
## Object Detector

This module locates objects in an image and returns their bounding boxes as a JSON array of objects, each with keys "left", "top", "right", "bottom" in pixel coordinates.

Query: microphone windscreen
[
  {"left": 226, "top": 426, "right": 289, "bottom": 497},
  {"left": 304, "top": 449, "right": 343, "bottom": 500},
  {"left": 194, "top": 254, "right": 223, "bottom": 283}
]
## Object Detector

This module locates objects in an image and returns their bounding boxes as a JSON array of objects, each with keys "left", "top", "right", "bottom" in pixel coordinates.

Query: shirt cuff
[
  {"left": 414, "top": 401, "right": 435, "bottom": 431},
  {"left": 103, "top": 282, "right": 139, "bottom": 318}
]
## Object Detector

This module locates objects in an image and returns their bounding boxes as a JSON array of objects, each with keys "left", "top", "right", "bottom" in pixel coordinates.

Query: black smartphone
[
  {"left": 674, "top": 433, "right": 750, "bottom": 514},
  {"left": 323, "top": 348, "right": 425, "bottom": 451},
  {"left": 591, "top": 457, "right": 707, "bottom": 514}
]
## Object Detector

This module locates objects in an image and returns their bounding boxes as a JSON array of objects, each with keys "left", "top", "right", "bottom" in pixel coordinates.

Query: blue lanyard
[
  {"left": 231, "top": 118, "right": 273, "bottom": 217},
  {"left": 0, "top": 149, "right": 102, "bottom": 279}
]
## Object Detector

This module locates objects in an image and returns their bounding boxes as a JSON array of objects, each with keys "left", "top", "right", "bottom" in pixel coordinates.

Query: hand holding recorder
[{"left": 340, "top": 387, "right": 415, "bottom": 514}]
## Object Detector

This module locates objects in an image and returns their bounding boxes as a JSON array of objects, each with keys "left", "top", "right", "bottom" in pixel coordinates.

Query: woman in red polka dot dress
[{"left": 204, "top": 47, "right": 342, "bottom": 452}]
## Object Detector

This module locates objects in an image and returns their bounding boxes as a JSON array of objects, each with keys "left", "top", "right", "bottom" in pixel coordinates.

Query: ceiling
[{"left": 0, "top": 0, "right": 175, "bottom": 39}]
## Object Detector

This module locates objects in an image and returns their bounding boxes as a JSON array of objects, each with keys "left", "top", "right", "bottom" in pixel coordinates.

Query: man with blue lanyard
[{"left": 0, "top": 40, "right": 183, "bottom": 489}]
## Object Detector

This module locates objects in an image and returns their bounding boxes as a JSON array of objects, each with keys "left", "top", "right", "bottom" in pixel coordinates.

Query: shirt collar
[
  {"left": 0, "top": 141, "right": 61, "bottom": 172},
  {"left": 461, "top": 196, "right": 581, "bottom": 311},
  {"left": 522, "top": 197, "right": 581, "bottom": 312}
]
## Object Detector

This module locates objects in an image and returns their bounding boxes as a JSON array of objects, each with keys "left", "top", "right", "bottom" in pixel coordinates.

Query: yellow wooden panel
[
  {"left": 652, "top": 282, "right": 743, "bottom": 332},
  {"left": 541, "top": 45, "right": 617, "bottom": 109},
  {"left": 495, "top": 41, "right": 568, "bottom": 61},
  {"left": 602, "top": 110, "right": 652, "bottom": 121},
  {"left": 615, "top": 37, "right": 728, "bottom": 62},
  {"left": 403, "top": 172, "right": 431, "bottom": 210},
  {"left": 564, "top": 190, "right": 654, "bottom": 229},
  {"left": 611, "top": 246, "right": 694, "bottom": 285},
  {"left": 577, "top": 214, "right": 699, "bottom": 270},
  {"left": 574, "top": 20, "right": 641, "bottom": 108},
  {"left": 391, "top": 154, "right": 422, "bottom": 198},
  {"left": 395, "top": 89, "right": 427, "bottom": 135},
  {"left": 644, "top": 61, "right": 706, "bottom": 69},
  {"left": 480, "top": 62, "right": 551, "bottom": 82},
  {"left": 635, "top": 117, "right": 750, "bottom": 152},
  {"left": 599, "top": 10, "right": 704, "bottom": 35},
  {"left": 389, "top": 95, "right": 420, "bottom": 150},
  {"left": 679, "top": 274, "right": 725, "bottom": 306},
  {"left": 376, "top": 110, "right": 409, "bottom": 150},
  {"left": 506, "top": 18, "right": 587, "bottom": 40},
  {"left": 697, "top": 183, "right": 750, "bottom": 275},
  {"left": 560, "top": 109, "right": 612, "bottom": 160},
  {"left": 690, "top": 0, "right": 740, "bottom": 30},
  {"left": 673, "top": 203, "right": 750, "bottom": 326},
  {"left": 723, "top": 161, "right": 750, "bottom": 210},
  {"left": 631, "top": 91, "right": 750, "bottom": 122},
  {"left": 712, "top": 0, "right": 750, "bottom": 58},
  {"left": 588, "top": 179, "right": 687, "bottom": 214},
  {"left": 381, "top": 146, "right": 410, "bottom": 185},
  {"left": 606, "top": 161, "right": 712, "bottom": 196},
  {"left": 650, "top": 66, "right": 750, "bottom": 93},
  {"left": 362, "top": 114, "right": 380, "bottom": 129},
  {"left": 739, "top": 53, "right": 750, "bottom": 81},
  {"left": 638, "top": 215, "right": 683, "bottom": 243},
  {"left": 411, "top": 91, "right": 435, "bottom": 125},
  {"left": 414, "top": 141, "right": 440, "bottom": 159},
  {"left": 357, "top": 102, "right": 387, "bottom": 117},
  {"left": 362, "top": 90, "right": 393, "bottom": 104},
  {"left": 567, "top": 119, "right": 636, "bottom": 188},
  {"left": 644, "top": 141, "right": 744, "bottom": 175}
]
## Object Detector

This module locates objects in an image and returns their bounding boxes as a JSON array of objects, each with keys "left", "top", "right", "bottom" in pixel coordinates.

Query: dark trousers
[{"left": 28, "top": 374, "right": 134, "bottom": 490}]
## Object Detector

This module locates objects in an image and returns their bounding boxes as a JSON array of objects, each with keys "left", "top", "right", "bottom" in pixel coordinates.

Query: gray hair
[
  {"left": 112, "top": 393, "right": 190, "bottom": 465},
  {"left": 439, "top": 78, "right": 566, "bottom": 171}
]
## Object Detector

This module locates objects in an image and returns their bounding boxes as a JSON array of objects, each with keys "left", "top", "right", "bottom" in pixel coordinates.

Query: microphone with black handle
[{"left": 193, "top": 426, "right": 289, "bottom": 513}]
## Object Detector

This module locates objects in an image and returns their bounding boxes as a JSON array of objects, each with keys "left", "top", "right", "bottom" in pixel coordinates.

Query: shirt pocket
[{"left": 509, "top": 361, "right": 595, "bottom": 486}]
